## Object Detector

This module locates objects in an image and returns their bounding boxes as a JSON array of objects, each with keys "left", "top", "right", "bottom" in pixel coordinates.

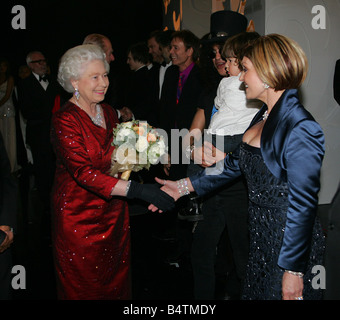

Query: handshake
[{"left": 126, "top": 177, "right": 193, "bottom": 212}]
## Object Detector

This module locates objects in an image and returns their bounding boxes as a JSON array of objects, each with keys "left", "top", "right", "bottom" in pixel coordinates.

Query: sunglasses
[{"left": 208, "top": 48, "right": 226, "bottom": 60}]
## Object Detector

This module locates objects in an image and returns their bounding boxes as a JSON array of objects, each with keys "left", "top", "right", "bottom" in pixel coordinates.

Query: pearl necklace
[{"left": 73, "top": 99, "right": 105, "bottom": 128}]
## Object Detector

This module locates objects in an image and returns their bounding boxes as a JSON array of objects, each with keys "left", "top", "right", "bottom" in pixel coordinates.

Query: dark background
[{"left": 1, "top": 0, "right": 163, "bottom": 79}]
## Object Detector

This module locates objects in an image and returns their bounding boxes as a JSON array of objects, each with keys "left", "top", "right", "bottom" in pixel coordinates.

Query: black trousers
[
  {"left": 28, "top": 133, "right": 55, "bottom": 212},
  {"left": 0, "top": 249, "right": 13, "bottom": 299},
  {"left": 190, "top": 134, "right": 249, "bottom": 299},
  {"left": 325, "top": 182, "right": 340, "bottom": 299}
]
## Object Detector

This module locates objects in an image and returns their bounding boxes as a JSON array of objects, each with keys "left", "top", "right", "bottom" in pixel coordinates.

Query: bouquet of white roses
[{"left": 109, "top": 120, "right": 167, "bottom": 180}]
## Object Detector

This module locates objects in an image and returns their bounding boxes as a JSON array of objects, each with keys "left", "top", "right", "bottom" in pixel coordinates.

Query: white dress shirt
[{"left": 32, "top": 72, "right": 49, "bottom": 91}]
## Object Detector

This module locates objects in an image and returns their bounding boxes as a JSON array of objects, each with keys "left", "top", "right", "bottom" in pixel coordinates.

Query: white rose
[
  {"left": 116, "top": 128, "right": 135, "bottom": 142},
  {"left": 158, "top": 139, "right": 166, "bottom": 154},
  {"left": 135, "top": 136, "right": 149, "bottom": 153},
  {"left": 148, "top": 140, "right": 166, "bottom": 164},
  {"left": 121, "top": 121, "right": 133, "bottom": 129},
  {"left": 115, "top": 143, "right": 137, "bottom": 164}
]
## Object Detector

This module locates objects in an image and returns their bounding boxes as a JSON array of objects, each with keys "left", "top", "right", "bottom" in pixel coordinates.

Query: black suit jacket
[
  {"left": 124, "top": 66, "right": 154, "bottom": 124},
  {"left": 159, "top": 64, "right": 203, "bottom": 134},
  {"left": 0, "top": 132, "right": 17, "bottom": 231},
  {"left": 159, "top": 63, "right": 204, "bottom": 179},
  {"left": 17, "top": 73, "right": 59, "bottom": 147}
]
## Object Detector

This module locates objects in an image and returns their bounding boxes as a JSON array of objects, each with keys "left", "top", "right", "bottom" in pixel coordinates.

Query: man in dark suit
[
  {"left": 156, "top": 30, "right": 204, "bottom": 251},
  {"left": 125, "top": 42, "right": 154, "bottom": 125},
  {"left": 147, "top": 30, "right": 174, "bottom": 128},
  {"left": 0, "top": 132, "right": 17, "bottom": 299},
  {"left": 160, "top": 30, "right": 204, "bottom": 180},
  {"left": 17, "top": 51, "right": 58, "bottom": 219}
]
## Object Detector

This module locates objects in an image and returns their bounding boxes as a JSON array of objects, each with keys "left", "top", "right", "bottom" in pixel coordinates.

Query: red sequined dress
[{"left": 50, "top": 102, "right": 130, "bottom": 299}]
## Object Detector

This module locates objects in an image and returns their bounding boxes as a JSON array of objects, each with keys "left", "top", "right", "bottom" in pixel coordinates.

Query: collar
[
  {"left": 179, "top": 62, "right": 195, "bottom": 82},
  {"left": 32, "top": 72, "right": 48, "bottom": 81}
]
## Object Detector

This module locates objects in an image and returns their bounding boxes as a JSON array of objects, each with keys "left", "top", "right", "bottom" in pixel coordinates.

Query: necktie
[
  {"left": 39, "top": 75, "right": 47, "bottom": 82},
  {"left": 177, "top": 74, "right": 183, "bottom": 103}
]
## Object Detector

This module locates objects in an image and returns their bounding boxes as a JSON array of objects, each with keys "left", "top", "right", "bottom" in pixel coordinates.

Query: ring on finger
[{"left": 294, "top": 296, "right": 303, "bottom": 300}]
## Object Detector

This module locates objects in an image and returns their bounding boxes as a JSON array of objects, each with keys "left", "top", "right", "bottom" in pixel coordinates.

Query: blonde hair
[{"left": 243, "top": 34, "right": 308, "bottom": 90}]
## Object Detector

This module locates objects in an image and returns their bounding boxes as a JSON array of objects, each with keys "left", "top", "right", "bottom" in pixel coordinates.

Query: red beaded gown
[{"left": 50, "top": 102, "right": 130, "bottom": 300}]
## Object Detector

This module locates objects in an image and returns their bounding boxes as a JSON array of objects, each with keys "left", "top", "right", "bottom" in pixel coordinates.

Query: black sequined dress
[{"left": 238, "top": 142, "right": 325, "bottom": 300}]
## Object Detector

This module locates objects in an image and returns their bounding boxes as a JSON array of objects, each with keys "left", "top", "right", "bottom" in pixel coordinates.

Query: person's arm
[
  {"left": 184, "top": 108, "right": 225, "bottom": 167},
  {"left": 189, "top": 145, "right": 242, "bottom": 197},
  {"left": 0, "top": 76, "right": 14, "bottom": 107},
  {"left": 51, "top": 111, "right": 174, "bottom": 211},
  {"left": 278, "top": 119, "right": 324, "bottom": 272},
  {"left": 189, "top": 108, "right": 206, "bottom": 133},
  {"left": 0, "top": 133, "right": 17, "bottom": 252},
  {"left": 51, "top": 111, "right": 120, "bottom": 199},
  {"left": 279, "top": 119, "right": 324, "bottom": 300},
  {"left": 149, "top": 146, "right": 242, "bottom": 209}
]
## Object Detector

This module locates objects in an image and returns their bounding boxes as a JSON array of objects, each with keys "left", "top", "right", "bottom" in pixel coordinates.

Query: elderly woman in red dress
[{"left": 51, "top": 44, "right": 173, "bottom": 300}]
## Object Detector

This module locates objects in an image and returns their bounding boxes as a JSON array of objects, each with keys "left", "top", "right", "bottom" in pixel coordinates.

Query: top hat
[{"left": 205, "top": 10, "right": 248, "bottom": 43}]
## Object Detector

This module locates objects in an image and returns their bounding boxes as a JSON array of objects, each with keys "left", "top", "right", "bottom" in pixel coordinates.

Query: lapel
[
  {"left": 260, "top": 89, "right": 305, "bottom": 181},
  {"left": 29, "top": 73, "right": 50, "bottom": 94}
]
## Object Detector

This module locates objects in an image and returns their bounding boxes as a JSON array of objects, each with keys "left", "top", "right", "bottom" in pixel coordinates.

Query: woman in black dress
[{"left": 152, "top": 34, "right": 325, "bottom": 300}]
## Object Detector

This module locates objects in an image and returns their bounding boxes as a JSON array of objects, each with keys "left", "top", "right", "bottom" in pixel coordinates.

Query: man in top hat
[{"left": 183, "top": 10, "right": 253, "bottom": 300}]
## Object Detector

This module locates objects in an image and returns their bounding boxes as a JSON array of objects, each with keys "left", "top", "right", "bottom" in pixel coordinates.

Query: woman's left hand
[{"left": 282, "top": 271, "right": 304, "bottom": 300}]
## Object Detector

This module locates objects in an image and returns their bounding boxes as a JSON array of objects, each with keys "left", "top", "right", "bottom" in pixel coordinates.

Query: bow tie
[
  {"left": 39, "top": 75, "right": 48, "bottom": 82},
  {"left": 161, "top": 61, "right": 167, "bottom": 67}
]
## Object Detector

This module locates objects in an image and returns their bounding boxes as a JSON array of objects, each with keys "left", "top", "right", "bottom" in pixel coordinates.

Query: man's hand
[
  {"left": 192, "top": 141, "right": 226, "bottom": 167},
  {"left": 119, "top": 107, "right": 133, "bottom": 121},
  {"left": 0, "top": 226, "right": 14, "bottom": 253}
]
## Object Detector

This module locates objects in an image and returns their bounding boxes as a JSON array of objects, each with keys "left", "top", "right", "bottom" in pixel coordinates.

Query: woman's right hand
[
  {"left": 148, "top": 177, "right": 179, "bottom": 212},
  {"left": 148, "top": 177, "right": 195, "bottom": 212},
  {"left": 156, "top": 177, "right": 181, "bottom": 201}
]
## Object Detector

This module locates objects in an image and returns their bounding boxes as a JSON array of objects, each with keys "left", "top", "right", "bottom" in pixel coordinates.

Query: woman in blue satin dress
[{"left": 151, "top": 34, "right": 325, "bottom": 300}]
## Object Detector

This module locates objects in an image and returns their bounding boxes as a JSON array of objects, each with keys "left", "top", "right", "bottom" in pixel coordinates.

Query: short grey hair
[
  {"left": 58, "top": 44, "right": 110, "bottom": 93},
  {"left": 26, "top": 51, "right": 44, "bottom": 65}
]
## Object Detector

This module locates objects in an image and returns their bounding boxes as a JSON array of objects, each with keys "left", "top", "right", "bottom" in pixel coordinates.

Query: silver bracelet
[
  {"left": 285, "top": 270, "right": 304, "bottom": 278},
  {"left": 125, "top": 180, "right": 132, "bottom": 196},
  {"left": 177, "top": 179, "right": 190, "bottom": 197},
  {"left": 185, "top": 145, "right": 195, "bottom": 160}
]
